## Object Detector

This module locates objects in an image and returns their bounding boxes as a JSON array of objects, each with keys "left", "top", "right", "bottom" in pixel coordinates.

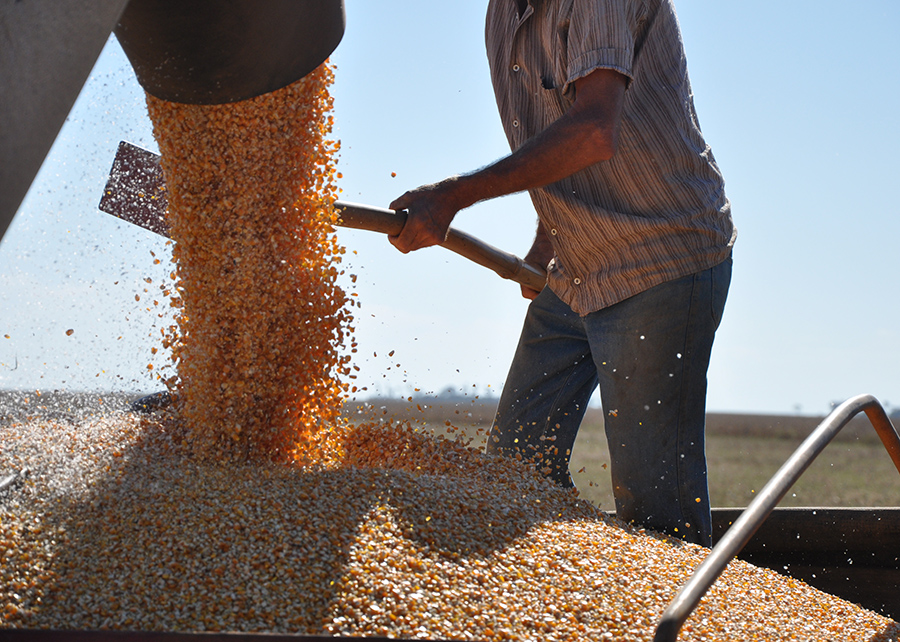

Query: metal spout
[{"left": 114, "top": 0, "right": 346, "bottom": 104}]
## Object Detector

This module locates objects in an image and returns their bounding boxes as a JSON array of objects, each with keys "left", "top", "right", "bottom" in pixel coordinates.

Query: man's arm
[{"left": 388, "top": 67, "right": 627, "bottom": 254}]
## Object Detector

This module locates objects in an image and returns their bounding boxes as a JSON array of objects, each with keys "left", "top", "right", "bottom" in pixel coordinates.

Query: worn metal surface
[
  {"left": 115, "top": 0, "right": 345, "bottom": 104},
  {"left": 0, "top": 0, "right": 128, "bottom": 241},
  {"left": 0, "top": 632, "right": 460, "bottom": 642},
  {"left": 100, "top": 142, "right": 170, "bottom": 237}
]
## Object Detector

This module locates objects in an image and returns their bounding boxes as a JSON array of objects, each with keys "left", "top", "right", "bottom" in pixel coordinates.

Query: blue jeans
[{"left": 488, "top": 257, "right": 732, "bottom": 546}]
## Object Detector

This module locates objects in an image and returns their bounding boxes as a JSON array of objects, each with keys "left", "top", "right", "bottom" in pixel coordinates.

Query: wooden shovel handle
[
  {"left": 335, "top": 201, "right": 547, "bottom": 292},
  {"left": 100, "top": 142, "right": 548, "bottom": 292}
]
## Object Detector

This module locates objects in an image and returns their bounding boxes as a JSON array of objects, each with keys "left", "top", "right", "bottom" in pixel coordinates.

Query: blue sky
[{"left": 1, "top": 0, "right": 898, "bottom": 415}]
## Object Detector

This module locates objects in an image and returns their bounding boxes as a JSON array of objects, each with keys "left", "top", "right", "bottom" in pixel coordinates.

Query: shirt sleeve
[{"left": 562, "top": 0, "right": 639, "bottom": 96}]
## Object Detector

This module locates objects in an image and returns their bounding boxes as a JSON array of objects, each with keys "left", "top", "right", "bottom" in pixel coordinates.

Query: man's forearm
[
  {"left": 454, "top": 110, "right": 617, "bottom": 207},
  {"left": 451, "top": 68, "right": 626, "bottom": 209}
]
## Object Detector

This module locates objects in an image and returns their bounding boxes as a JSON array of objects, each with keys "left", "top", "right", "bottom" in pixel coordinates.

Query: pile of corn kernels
[
  {"left": 145, "top": 62, "right": 352, "bottom": 464},
  {"left": 1, "top": 409, "right": 898, "bottom": 641}
]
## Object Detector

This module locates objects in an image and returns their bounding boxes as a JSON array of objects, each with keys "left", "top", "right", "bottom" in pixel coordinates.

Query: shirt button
[
  {"left": 573, "top": 278, "right": 582, "bottom": 285},
  {"left": 549, "top": 228, "right": 558, "bottom": 236},
  {"left": 512, "top": 64, "right": 520, "bottom": 72}
]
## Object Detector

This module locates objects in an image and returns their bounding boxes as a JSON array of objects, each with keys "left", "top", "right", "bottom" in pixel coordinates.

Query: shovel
[{"left": 98, "top": 141, "right": 547, "bottom": 292}]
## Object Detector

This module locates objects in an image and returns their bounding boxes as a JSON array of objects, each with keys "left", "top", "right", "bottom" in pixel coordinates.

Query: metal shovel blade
[{"left": 100, "top": 141, "right": 170, "bottom": 237}]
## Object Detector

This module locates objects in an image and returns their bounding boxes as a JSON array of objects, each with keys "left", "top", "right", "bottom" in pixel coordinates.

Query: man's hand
[
  {"left": 520, "top": 221, "right": 554, "bottom": 299},
  {"left": 388, "top": 179, "right": 463, "bottom": 253}
]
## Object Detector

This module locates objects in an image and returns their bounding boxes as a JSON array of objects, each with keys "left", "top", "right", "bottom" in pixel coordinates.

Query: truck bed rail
[{"left": 655, "top": 393, "right": 900, "bottom": 642}]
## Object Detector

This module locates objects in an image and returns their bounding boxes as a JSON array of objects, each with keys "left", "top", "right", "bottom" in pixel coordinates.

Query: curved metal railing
[{"left": 654, "top": 393, "right": 900, "bottom": 642}]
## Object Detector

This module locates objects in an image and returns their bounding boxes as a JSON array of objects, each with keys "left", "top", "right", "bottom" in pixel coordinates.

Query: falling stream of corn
[
  {"left": 1, "top": 63, "right": 898, "bottom": 641},
  {"left": 144, "top": 62, "right": 352, "bottom": 465}
]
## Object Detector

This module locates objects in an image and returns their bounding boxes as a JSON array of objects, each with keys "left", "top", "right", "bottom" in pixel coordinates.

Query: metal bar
[
  {"left": 336, "top": 202, "right": 547, "bottom": 292},
  {"left": 654, "top": 393, "right": 900, "bottom": 642}
]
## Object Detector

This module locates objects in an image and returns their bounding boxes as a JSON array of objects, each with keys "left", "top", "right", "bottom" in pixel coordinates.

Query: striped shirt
[{"left": 486, "top": 0, "right": 736, "bottom": 315}]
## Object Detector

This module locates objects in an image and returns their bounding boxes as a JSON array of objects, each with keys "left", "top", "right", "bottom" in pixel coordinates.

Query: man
[{"left": 388, "top": 0, "right": 735, "bottom": 546}]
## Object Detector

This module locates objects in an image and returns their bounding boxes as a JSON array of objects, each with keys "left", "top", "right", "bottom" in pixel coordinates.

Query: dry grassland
[{"left": 355, "top": 397, "right": 900, "bottom": 510}]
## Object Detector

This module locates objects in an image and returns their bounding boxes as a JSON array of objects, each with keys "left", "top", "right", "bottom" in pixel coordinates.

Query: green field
[{"left": 355, "top": 398, "right": 900, "bottom": 510}]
